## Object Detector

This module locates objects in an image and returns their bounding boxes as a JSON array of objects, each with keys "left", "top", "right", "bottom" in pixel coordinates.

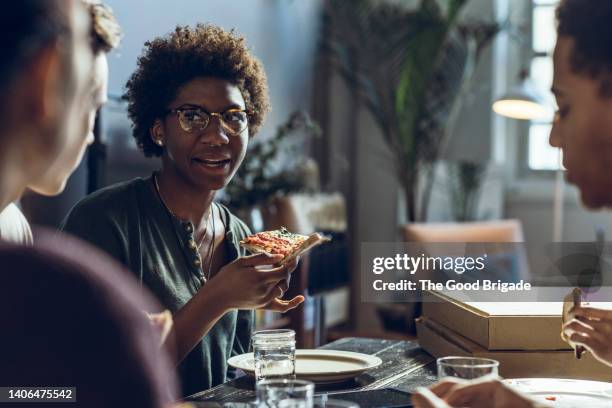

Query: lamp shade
[{"left": 493, "top": 78, "right": 551, "bottom": 120}]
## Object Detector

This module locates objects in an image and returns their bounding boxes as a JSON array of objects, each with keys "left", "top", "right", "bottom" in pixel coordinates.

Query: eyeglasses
[{"left": 165, "top": 106, "right": 250, "bottom": 135}]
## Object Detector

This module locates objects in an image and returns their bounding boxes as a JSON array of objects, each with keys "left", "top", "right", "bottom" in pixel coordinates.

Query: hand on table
[
  {"left": 562, "top": 305, "right": 612, "bottom": 367},
  {"left": 209, "top": 253, "right": 303, "bottom": 312},
  {"left": 412, "top": 377, "right": 548, "bottom": 408}
]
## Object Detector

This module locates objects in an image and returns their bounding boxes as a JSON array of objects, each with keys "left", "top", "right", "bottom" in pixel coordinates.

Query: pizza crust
[
  {"left": 279, "top": 232, "right": 331, "bottom": 265},
  {"left": 240, "top": 243, "right": 272, "bottom": 255}
]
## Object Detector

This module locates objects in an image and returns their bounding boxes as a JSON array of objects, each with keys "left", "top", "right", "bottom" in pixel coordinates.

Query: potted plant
[
  {"left": 322, "top": 0, "right": 501, "bottom": 334},
  {"left": 322, "top": 0, "right": 500, "bottom": 222},
  {"left": 446, "top": 160, "right": 489, "bottom": 222},
  {"left": 222, "top": 111, "right": 321, "bottom": 231}
]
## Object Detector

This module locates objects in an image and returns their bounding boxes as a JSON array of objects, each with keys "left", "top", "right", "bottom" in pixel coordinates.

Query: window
[{"left": 528, "top": 0, "right": 560, "bottom": 171}]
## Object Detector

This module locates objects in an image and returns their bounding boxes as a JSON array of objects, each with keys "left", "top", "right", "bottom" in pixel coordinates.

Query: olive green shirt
[{"left": 61, "top": 176, "right": 253, "bottom": 397}]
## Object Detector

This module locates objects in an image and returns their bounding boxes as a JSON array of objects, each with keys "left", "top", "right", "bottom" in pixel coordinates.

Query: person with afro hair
[{"left": 62, "top": 24, "right": 304, "bottom": 396}]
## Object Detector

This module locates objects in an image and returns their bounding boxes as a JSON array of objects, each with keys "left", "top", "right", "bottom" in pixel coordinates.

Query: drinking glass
[
  {"left": 256, "top": 379, "right": 314, "bottom": 408},
  {"left": 313, "top": 397, "right": 359, "bottom": 407},
  {"left": 252, "top": 329, "right": 296, "bottom": 382},
  {"left": 437, "top": 356, "right": 499, "bottom": 380}
]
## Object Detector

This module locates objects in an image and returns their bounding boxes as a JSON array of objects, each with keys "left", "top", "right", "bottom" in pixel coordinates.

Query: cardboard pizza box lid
[
  {"left": 423, "top": 290, "right": 612, "bottom": 350},
  {"left": 422, "top": 290, "right": 571, "bottom": 350},
  {"left": 416, "top": 316, "right": 612, "bottom": 381}
]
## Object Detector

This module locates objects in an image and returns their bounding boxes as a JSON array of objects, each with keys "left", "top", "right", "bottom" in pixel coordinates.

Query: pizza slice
[
  {"left": 561, "top": 287, "right": 585, "bottom": 359},
  {"left": 240, "top": 227, "right": 331, "bottom": 265}
]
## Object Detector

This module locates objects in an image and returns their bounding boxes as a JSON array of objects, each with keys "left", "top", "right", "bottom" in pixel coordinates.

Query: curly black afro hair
[
  {"left": 124, "top": 24, "right": 270, "bottom": 157},
  {"left": 556, "top": 0, "right": 612, "bottom": 96}
]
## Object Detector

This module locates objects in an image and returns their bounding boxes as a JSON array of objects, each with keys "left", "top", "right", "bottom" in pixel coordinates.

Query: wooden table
[{"left": 186, "top": 338, "right": 437, "bottom": 405}]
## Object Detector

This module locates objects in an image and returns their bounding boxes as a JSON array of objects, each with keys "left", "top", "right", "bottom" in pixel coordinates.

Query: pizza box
[
  {"left": 416, "top": 316, "right": 612, "bottom": 381},
  {"left": 422, "top": 290, "right": 571, "bottom": 350}
]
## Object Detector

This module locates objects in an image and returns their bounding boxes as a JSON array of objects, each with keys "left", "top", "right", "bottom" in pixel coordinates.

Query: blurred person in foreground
[
  {"left": 0, "top": 234, "right": 178, "bottom": 407},
  {"left": 414, "top": 0, "right": 612, "bottom": 406},
  {"left": 0, "top": 1, "right": 179, "bottom": 406},
  {"left": 0, "top": 0, "right": 119, "bottom": 245},
  {"left": 0, "top": 0, "right": 173, "bottom": 341}
]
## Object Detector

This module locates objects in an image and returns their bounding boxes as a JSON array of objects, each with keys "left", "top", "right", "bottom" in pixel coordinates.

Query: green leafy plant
[
  {"left": 223, "top": 111, "right": 322, "bottom": 210},
  {"left": 323, "top": 0, "right": 500, "bottom": 221},
  {"left": 446, "top": 160, "right": 488, "bottom": 222}
]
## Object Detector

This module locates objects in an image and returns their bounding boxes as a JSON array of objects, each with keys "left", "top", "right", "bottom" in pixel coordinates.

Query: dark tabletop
[{"left": 186, "top": 337, "right": 437, "bottom": 406}]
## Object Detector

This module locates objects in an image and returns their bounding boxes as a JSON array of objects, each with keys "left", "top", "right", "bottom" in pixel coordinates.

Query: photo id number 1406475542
[{"left": 0, "top": 387, "right": 76, "bottom": 403}]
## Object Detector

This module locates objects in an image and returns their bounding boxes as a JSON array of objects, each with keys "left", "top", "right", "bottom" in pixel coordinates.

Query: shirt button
[
  {"left": 185, "top": 223, "right": 193, "bottom": 233},
  {"left": 193, "top": 258, "right": 201, "bottom": 267},
  {"left": 188, "top": 240, "right": 197, "bottom": 250}
]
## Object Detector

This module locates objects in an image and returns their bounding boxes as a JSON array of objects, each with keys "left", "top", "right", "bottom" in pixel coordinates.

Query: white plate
[
  {"left": 228, "top": 349, "right": 382, "bottom": 383},
  {"left": 506, "top": 378, "right": 612, "bottom": 407}
]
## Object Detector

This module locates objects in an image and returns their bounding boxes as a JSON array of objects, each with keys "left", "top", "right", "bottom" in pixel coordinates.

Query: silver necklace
[
  {"left": 203, "top": 206, "right": 216, "bottom": 282},
  {"left": 153, "top": 173, "right": 215, "bottom": 282}
]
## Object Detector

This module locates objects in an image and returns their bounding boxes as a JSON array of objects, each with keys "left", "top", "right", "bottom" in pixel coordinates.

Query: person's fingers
[
  {"left": 259, "top": 261, "right": 294, "bottom": 273},
  {"left": 148, "top": 310, "right": 173, "bottom": 330},
  {"left": 239, "top": 252, "right": 284, "bottom": 267},
  {"left": 572, "top": 306, "right": 612, "bottom": 321},
  {"left": 170, "top": 403, "right": 197, "bottom": 408},
  {"left": 412, "top": 387, "right": 451, "bottom": 408},
  {"left": 570, "top": 332, "right": 603, "bottom": 353},
  {"left": 259, "top": 264, "right": 295, "bottom": 283},
  {"left": 272, "top": 296, "right": 304, "bottom": 313},
  {"left": 262, "top": 297, "right": 284, "bottom": 311},
  {"left": 282, "top": 257, "right": 299, "bottom": 272},
  {"left": 158, "top": 310, "right": 174, "bottom": 342},
  {"left": 588, "top": 320, "right": 612, "bottom": 337},
  {"left": 563, "top": 320, "right": 607, "bottom": 344},
  {"left": 259, "top": 285, "right": 284, "bottom": 305},
  {"left": 579, "top": 318, "right": 612, "bottom": 336},
  {"left": 264, "top": 295, "right": 305, "bottom": 312},
  {"left": 270, "top": 285, "right": 284, "bottom": 299},
  {"left": 277, "top": 279, "right": 289, "bottom": 293},
  {"left": 147, "top": 310, "right": 174, "bottom": 346},
  {"left": 445, "top": 379, "right": 502, "bottom": 407},
  {"left": 282, "top": 295, "right": 304, "bottom": 309},
  {"left": 563, "top": 319, "right": 595, "bottom": 335},
  {"left": 429, "top": 379, "right": 464, "bottom": 399}
]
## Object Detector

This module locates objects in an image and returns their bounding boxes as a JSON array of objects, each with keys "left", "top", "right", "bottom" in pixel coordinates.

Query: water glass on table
[
  {"left": 313, "top": 396, "right": 359, "bottom": 408},
  {"left": 256, "top": 378, "right": 314, "bottom": 408},
  {"left": 252, "top": 329, "right": 296, "bottom": 382},
  {"left": 437, "top": 356, "right": 499, "bottom": 380}
]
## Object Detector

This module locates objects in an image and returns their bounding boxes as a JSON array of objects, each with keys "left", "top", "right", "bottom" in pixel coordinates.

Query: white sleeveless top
[{"left": 0, "top": 203, "right": 33, "bottom": 245}]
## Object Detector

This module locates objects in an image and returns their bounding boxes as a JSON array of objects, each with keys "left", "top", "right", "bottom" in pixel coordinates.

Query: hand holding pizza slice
[
  {"left": 240, "top": 227, "right": 331, "bottom": 265},
  {"left": 561, "top": 287, "right": 586, "bottom": 359},
  {"left": 561, "top": 291, "right": 612, "bottom": 367}
]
